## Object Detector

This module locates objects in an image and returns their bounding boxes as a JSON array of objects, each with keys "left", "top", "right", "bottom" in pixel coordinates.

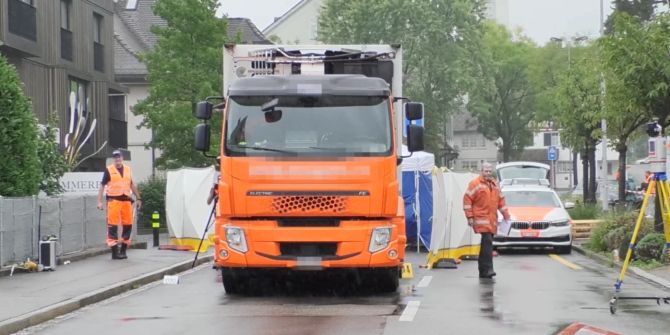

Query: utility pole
[{"left": 600, "top": 0, "right": 609, "bottom": 211}]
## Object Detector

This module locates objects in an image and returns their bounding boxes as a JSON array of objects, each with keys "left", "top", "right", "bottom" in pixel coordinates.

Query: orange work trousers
[{"left": 106, "top": 200, "right": 133, "bottom": 247}]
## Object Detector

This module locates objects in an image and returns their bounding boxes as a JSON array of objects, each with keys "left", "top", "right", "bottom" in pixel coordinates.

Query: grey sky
[{"left": 217, "top": 0, "right": 614, "bottom": 43}]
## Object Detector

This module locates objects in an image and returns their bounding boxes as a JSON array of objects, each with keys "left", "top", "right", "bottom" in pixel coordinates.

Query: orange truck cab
[{"left": 193, "top": 44, "right": 424, "bottom": 293}]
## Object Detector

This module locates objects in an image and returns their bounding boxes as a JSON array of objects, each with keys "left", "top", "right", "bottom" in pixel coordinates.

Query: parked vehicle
[
  {"left": 493, "top": 184, "right": 574, "bottom": 254},
  {"left": 193, "top": 44, "right": 424, "bottom": 293}
]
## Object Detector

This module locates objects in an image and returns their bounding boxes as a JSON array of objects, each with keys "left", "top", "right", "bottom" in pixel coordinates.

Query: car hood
[{"left": 505, "top": 207, "right": 569, "bottom": 222}]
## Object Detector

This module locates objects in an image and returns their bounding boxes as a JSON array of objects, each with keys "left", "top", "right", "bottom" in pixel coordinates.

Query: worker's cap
[{"left": 112, "top": 150, "right": 123, "bottom": 158}]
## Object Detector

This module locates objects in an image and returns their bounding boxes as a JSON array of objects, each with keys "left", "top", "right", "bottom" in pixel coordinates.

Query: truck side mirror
[
  {"left": 404, "top": 102, "right": 424, "bottom": 121},
  {"left": 194, "top": 101, "right": 213, "bottom": 120},
  {"left": 194, "top": 124, "right": 211, "bottom": 152},
  {"left": 407, "top": 124, "right": 424, "bottom": 152}
]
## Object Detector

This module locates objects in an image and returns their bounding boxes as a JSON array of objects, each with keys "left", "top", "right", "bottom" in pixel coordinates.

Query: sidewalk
[
  {"left": 0, "top": 242, "right": 213, "bottom": 335},
  {"left": 573, "top": 242, "right": 670, "bottom": 290}
]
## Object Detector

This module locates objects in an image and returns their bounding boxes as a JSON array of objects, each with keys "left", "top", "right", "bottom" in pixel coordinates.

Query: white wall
[
  {"left": 263, "top": 0, "right": 324, "bottom": 44},
  {"left": 125, "top": 84, "right": 156, "bottom": 182}
]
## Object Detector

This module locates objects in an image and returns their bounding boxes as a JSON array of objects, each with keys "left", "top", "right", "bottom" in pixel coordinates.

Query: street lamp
[{"left": 600, "top": 0, "right": 609, "bottom": 211}]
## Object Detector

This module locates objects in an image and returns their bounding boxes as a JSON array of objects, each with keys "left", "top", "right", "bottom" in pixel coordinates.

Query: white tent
[
  {"left": 165, "top": 166, "right": 216, "bottom": 251},
  {"left": 427, "top": 170, "right": 481, "bottom": 267},
  {"left": 400, "top": 145, "right": 435, "bottom": 172}
]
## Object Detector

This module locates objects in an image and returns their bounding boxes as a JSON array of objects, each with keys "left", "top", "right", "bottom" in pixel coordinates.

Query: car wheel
[{"left": 556, "top": 245, "right": 572, "bottom": 255}]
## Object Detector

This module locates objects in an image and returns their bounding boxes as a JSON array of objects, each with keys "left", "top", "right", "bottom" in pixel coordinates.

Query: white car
[{"left": 494, "top": 184, "right": 574, "bottom": 254}]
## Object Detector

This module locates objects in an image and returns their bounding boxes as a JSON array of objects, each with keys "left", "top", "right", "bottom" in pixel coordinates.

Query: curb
[
  {"left": 0, "top": 254, "right": 213, "bottom": 335},
  {"left": 0, "top": 242, "right": 148, "bottom": 278},
  {"left": 573, "top": 244, "right": 670, "bottom": 291}
]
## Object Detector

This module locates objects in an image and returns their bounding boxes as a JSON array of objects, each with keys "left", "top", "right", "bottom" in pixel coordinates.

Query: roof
[
  {"left": 113, "top": 0, "right": 270, "bottom": 80},
  {"left": 451, "top": 108, "right": 479, "bottom": 131},
  {"left": 262, "top": 0, "right": 315, "bottom": 33},
  {"left": 228, "top": 75, "right": 390, "bottom": 97}
]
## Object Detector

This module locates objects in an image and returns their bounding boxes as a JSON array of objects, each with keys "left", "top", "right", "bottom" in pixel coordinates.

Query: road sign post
[{"left": 548, "top": 146, "right": 558, "bottom": 188}]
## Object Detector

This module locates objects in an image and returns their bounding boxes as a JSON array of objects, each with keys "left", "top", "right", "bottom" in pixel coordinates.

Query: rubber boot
[
  {"left": 111, "top": 245, "right": 120, "bottom": 260},
  {"left": 118, "top": 244, "right": 128, "bottom": 259}
]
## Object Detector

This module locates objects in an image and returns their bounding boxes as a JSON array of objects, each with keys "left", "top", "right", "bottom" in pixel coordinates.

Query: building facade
[
  {"left": 262, "top": 0, "right": 324, "bottom": 45},
  {"left": 0, "top": 0, "right": 126, "bottom": 171}
]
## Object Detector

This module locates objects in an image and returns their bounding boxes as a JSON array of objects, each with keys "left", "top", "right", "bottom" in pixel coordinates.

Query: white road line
[
  {"left": 399, "top": 301, "right": 421, "bottom": 322},
  {"left": 416, "top": 275, "right": 433, "bottom": 288}
]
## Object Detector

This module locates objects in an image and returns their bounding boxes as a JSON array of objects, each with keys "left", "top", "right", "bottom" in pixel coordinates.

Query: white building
[{"left": 262, "top": 0, "right": 324, "bottom": 45}]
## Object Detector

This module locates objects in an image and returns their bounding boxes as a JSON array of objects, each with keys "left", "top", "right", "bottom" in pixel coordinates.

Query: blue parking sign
[{"left": 548, "top": 146, "right": 558, "bottom": 161}]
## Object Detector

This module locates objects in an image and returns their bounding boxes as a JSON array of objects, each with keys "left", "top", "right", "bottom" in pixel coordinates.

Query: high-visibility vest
[
  {"left": 106, "top": 164, "right": 132, "bottom": 197},
  {"left": 463, "top": 176, "right": 510, "bottom": 234}
]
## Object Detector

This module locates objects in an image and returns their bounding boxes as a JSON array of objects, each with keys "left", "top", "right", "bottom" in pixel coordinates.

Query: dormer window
[{"left": 126, "top": 0, "right": 138, "bottom": 10}]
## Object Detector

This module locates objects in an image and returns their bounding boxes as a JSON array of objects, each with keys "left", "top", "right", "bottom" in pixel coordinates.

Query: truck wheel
[
  {"left": 375, "top": 268, "right": 399, "bottom": 293},
  {"left": 221, "top": 268, "right": 245, "bottom": 294}
]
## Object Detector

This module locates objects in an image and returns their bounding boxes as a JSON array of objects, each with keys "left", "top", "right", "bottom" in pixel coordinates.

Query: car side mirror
[{"left": 564, "top": 201, "right": 575, "bottom": 209}]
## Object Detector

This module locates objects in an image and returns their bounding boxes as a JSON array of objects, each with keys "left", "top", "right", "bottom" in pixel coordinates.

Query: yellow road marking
[{"left": 549, "top": 254, "right": 582, "bottom": 270}]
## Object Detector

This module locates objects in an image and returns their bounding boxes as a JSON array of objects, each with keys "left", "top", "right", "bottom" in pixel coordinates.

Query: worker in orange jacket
[
  {"left": 97, "top": 150, "right": 142, "bottom": 260},
  {"left": 463, "top": 162, "right": 510, "bottom": 278}
]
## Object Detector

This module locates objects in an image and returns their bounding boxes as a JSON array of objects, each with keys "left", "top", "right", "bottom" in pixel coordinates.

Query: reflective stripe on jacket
[
  {"left": 463, "top": 175, "right": 510, "bottom": 234},
  {"left": 106, "top": 164, "right": 132, "bottom": 197}
]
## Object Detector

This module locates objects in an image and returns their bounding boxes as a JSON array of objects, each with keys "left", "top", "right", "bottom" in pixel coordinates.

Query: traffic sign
[{"left": 548, "top": 146, "right": 558, "bottom": 161}]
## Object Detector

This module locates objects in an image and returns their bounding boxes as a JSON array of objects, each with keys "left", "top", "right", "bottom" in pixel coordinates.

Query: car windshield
[
  {"left": 224, "top": 95, "right": 391, "bottom": 157},
  {"left": 498, "top": 166, "right": 548, "bottom": 181},
  {"left": 503, "top": 190, "right": 561, "bottom": 208}
]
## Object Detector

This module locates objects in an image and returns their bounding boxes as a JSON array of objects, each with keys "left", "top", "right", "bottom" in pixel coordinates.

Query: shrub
[
  {"left": 568, "top": 203, "right": 600, "bottom": 220},
  {"left": 588, "top": 210, "right": 653, "bottom": 257},
  {"left": 0, "top": 54, "right": 41, "bottom": 196},
  {"left": 137, "top": 176, "right": 166, "bottom": 230},
  {"left": 636, "top": 233, "right": 667, "bottom": 263}
]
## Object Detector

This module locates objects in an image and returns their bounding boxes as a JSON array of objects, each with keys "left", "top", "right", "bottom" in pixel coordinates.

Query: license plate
[
  {"left": 296, "top": 257, "right": 322, "bottom": 269},
  {"left": 521, "top": 230, "right": 540, "bottom": 238}
]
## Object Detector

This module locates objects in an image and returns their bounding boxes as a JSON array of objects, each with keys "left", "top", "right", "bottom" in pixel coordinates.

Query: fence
[{"left": 0, "top": 195, "right": 111, "bottom": 267}]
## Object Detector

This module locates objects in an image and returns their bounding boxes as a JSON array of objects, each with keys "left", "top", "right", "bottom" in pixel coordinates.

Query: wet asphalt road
[{"left": 18, "top": 250, "right": 670, "bottom": 335}]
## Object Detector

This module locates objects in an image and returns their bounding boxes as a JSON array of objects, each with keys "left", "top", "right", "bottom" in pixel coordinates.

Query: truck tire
[
  {"left": 221, "top": 268, "right": 245, "bottom": 294},
  {"left": 373, "top": 267, "right": 399, "bottom": 293}
]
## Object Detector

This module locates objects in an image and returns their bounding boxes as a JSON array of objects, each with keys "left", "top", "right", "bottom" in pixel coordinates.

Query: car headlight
[
  {"left": 369, "top": 227, "right": 392, "bottom": 253},
  {"left": 550, "top": 220, "right": 570, "bottom": 227},
  {"left": 225, "top": 226, "right": 248, "bottom": 253}
]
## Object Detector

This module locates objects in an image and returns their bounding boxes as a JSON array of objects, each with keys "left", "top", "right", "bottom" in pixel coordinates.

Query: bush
[
  {"left": 636, "top": 233, "right": 667, "bottom": 263},
  {"left": 568, "top": 203, "right": 600, "bottom": 220},
  {"left": 587, "top": 211, "right": 654, "bottom": 257},
  {"left": 137, "top": 176, "right": 166, "bottom": 230},
  {"left": 0, "top": 54, "right": 41, "bottom": 196}
]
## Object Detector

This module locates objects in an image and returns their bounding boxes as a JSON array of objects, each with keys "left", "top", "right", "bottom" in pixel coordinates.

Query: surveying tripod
[{"left": 609, "top": 172, "right": 670, "bottom": 314}]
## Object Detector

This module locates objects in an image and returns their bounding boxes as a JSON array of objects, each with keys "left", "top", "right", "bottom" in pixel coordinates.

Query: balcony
[
  {"left": 61, "top": 29, "right": 73, "bottom": 61},
  {"left": 93, "top": 42, "right": 104, "bottom": 72},
  {"left": 8, "top": 0, "right": 37, "bottom": 41}
]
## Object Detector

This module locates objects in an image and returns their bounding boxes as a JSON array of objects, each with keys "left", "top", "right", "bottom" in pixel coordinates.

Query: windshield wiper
[{"left": 229, "top": 144, "right": 298, "bottom": 154}]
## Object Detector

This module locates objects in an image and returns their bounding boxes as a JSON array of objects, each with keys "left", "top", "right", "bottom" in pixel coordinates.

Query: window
[
  {"left": 480, "top": 135, "right": 486, "bottom": 147},
  {"left": 543, "top": 132, "right": 558, "bottom": 147},
  {"left": 126, "top": 0, "right": 139, "bottom": 10},
  {"left": 558, "top": 161, "right": 573, "bottom": 173},
  {"left": 20, "top": 0, "right": 34, "bottom": 5},
  {"left": 461, "top": 160, "right": 478, "bottom": 171},
  {"left": 68, "top": 78, "right": 89, "bottom": 118},
  {"left": 93, "top": 13, "right": 103, "bottom": 43},
  {"left": 60, "top": 0, "right": 71, "bottom": 30}
]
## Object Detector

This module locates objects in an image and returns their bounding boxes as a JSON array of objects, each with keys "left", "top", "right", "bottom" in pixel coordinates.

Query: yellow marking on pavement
[{"left": 549, "top": 254, "right": 583, "bottom": 270}]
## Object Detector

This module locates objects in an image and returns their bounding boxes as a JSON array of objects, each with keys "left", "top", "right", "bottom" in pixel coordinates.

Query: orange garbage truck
[{"left": 193, "top": 44, "right": 424, "bottom": 293}]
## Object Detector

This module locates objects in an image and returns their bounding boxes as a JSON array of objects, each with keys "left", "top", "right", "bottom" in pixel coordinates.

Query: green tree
[
  {"left": 133, "top": 0, "right": 226, "bottom": 169},
  {"left": 37, "top": 112, "right": 68, "bottom": 195},
  {"left": 318, "top": 0, "right": 489, "bottom": 155},
  {"left": 604, "top": 0, "right": 665, "bottom": 32},
  {"left": 468, "top": 22, "right": 535, "bottom": 162},
  {"left": 552, "top": 47, "right": 603, "bottom": 203},
  {"left": 0, "top": 55, "right": 41, "bottom": 196}
]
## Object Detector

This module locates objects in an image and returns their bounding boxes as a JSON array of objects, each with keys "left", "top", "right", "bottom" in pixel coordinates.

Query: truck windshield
[{"left": 225, "top": 95, "right": 392, "bottom": 157}]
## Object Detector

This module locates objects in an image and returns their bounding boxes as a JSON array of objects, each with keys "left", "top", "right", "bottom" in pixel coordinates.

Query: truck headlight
[
  {"left": 550, "top": 220, "right": 569, "bottom": 227},
  {"left": 225, "top": 227, "right": 248, "bottom": 253},
  {"left": 369, "top": 227, "right": 392, "bottom": 253}
]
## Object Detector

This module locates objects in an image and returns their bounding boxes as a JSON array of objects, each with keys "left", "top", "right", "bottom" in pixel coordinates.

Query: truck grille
[
  {"left": 279, "top": 243, "right": 338, "bottom": 257},
  {"left": 511, "top": 221, "right": 550, "bottom": 230},
  {"left": 278, "top": 218, "right": 340, "bottom": 227},
  {"left": 271, "top": 196, "right": 347, "bottom": 214}
]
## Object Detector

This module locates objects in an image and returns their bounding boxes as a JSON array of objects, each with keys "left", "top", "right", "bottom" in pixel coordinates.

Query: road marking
[
  {"left": 416, "top": 275, "right": 433, "bottom": 288},
  {"left": 549, "top": 254, "right": 583, "bottom": 270},
  {"left": 399, "top": 301, "right": 421, "bottom": 322}
]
